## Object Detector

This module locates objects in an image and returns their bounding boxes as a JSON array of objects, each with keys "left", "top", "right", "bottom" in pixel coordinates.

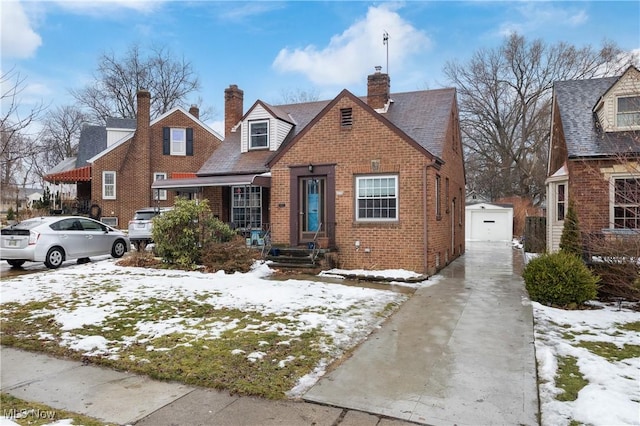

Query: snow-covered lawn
[
  {"left": 534, "top": 301, "right": 640, "bottom": 426},
  {"left": 2, "top": 257, "right": 639, "bottom": 425},
  {"left": 0, "top": 258, "right": 414, "bottom": 399}
]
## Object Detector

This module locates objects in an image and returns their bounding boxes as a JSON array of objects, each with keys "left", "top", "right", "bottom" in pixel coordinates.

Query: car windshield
[{"left": 133, "top": 211, "right": 158, "bottom": 221}]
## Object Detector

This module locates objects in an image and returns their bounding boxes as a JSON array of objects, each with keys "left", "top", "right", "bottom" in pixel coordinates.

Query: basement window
[{"left": 340, "top": 108, "right": 353, "bottom": 127}]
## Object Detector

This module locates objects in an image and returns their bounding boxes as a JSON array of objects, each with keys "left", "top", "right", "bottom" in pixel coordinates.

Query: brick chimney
[
  {"left": 367, "top": 66, "right": 390, "bottom": 110},
  {"left": 189, "top": 104, "right": 199, "bottom": 119},
  {"left": 224, "top": 84, "right": 244, "bottom": 136},
  {"left": 136, "top": 89, "right": 151, "bottom": 142},
  {"left": 135, "top": 89, "right": 152, "bottom": 206}
]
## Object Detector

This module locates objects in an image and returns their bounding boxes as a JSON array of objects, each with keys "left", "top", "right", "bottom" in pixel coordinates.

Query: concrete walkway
[
  {"left": 304, "top": 241, "right": 539, "bottom": 425},
  {"left": 1, "top": 242, "right": 538, "bottom": 425}
]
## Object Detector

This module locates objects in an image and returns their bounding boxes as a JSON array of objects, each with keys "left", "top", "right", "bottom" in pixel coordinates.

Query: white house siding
[
  {"left": 273, "top": 120, "right": 293, "bottom": 151},
  {"left": 241, "top": 105, "right": 271, "bottom": 153},
  {"left": 546, "top": 178, "right": 567, "bottom": 252},
  {"left": 596, "top": 67, "right": 640, "bottom": 131},
  {"left": 106, "top": 129, "right": 134, "bottom": 147}
]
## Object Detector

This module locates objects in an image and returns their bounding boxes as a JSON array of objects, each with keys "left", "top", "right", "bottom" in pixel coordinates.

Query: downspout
[
  {"left": 423, "top": 159, "right": 439, "bottom": 274},
  {"left": 423, "top": 165, "right": 428, "bottom": 273}
]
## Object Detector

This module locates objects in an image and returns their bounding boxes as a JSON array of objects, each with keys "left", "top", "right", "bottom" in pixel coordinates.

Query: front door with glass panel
[{"left": 300, "top": 177, "right": 325, "bottom": 241}]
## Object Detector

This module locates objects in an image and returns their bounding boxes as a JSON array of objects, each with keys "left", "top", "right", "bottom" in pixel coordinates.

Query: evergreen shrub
[{"left": 523, "top": 251, "right": 599, "bottom": 307}]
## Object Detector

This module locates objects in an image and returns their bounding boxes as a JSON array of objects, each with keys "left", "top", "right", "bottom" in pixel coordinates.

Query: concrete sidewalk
[
  {"left": 1, "top": 241, "right": 538, "bottom": 425},
  {"left": 0, "top": 347, "right": 412, "bottom": 425},
  {"left": 304, "top": 241, "right": 539, "bottom": 425}
]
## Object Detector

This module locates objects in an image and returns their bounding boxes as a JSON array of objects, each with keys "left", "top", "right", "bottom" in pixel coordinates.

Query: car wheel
[
  {"left": 44, "top": 247, "right": 64, "bottom": 269},
  {"left": 7, "top": 260, "right": 25, "bottom": 268},
  {"left": 112, "top": 240, "right": 126, "bottom": 258}
]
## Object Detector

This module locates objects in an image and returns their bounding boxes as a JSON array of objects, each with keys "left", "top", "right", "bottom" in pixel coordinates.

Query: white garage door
[{"left": 469, "top": 209, "right": 512, "bottom": 241}]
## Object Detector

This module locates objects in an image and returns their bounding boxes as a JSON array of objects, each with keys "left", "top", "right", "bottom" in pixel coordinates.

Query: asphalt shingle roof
[
  {"left": 554, "top": 77, "right": 640, "bottom": 157},
  {"left": 198, "top": 88, "right": 455, "bottom": 176},
  {"left": 76, "top": 124, "right": 107, "bottom": 168}
]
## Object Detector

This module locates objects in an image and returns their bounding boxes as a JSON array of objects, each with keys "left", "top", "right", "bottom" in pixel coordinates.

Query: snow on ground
[
  {"left": 0, "top": 258, "right": 418, "bottom": 397},
  {"left": 533, "top": 301, "right": 640, "bottom": 426}
]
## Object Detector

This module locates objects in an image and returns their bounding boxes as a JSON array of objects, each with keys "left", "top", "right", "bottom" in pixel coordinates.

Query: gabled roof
[
  {"left": 554, "top": 72, "right": 640, "bottom": 158},
  {"left": 198, "top": 99, "right": 331, "bottom": 175},
  {"left": 76, "top": 124, "right": 108, "bottom": 167},
  {"left": 199, "top": 87, "right": 455, "bottom": 176},
  {"left": 88, "top": 106, "right": 221, "bottom": 164},
  {"left": 592, "top": 66, "right": 640, "bottom": 112},
  {"left": 105, "top": 117, "right": 136, "bottom": 129}
]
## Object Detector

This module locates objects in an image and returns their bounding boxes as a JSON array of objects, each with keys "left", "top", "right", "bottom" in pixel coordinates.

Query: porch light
[{"left": 308, "top": 164, "right": 313, "bottom": 173}]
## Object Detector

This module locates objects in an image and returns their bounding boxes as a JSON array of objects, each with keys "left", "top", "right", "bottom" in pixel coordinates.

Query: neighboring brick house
[
  {"left": 45, "top": 118, "right": 136, "bottom": 216},
  {"left": 546, "top": 66, "right": 640, "bottom": 252},
  {"left": 46, "top": 91, "right": 222, "bottom": 227},
  {"left": 155, "top": 69, "right": 466, "bottom": 274}
]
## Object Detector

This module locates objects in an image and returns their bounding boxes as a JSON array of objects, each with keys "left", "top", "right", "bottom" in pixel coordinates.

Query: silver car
[
  {"left": 1, "top": 216, "right": 130, "bottom": 269},
  {"left": 128, "top": 207, "right": 172, "bottom": 250}
]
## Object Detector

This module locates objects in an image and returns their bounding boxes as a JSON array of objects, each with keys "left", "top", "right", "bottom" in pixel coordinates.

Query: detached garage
[{"left": 465, "top": 202, "right": 514, "bottom": 241}]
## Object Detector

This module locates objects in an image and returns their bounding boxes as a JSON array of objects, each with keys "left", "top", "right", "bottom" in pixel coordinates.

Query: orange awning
[
  {"left": 44, "top": 166, "right": 91, "bottom": 183},
  {"left": 170, "top": 172, "right": 198, "bottom": 179}
]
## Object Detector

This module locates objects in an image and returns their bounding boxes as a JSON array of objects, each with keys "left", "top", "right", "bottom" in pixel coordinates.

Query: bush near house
[
  {"left": 523, "top": 251, "right": 599, "bottom": 307},
  {"left": 152, "top": 198, "right": 237, "bottom": 269},
  {"left": 583, "top": 232, "right": 640, "bottom": 302},
  {"left": 559, "top": 201, "right": 581, "bottom": 257}
]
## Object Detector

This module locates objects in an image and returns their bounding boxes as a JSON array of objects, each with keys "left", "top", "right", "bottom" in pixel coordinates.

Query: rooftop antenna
[{"left": 383, "top": 31, "right": 389, "bottom": 74}]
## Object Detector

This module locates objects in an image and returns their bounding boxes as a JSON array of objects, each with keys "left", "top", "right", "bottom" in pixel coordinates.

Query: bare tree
[
  {"left": 32, "top": 105, "right": 86, "bottom": 180},
  {"left": 70, "top": 44, "right": 207, "bottom": 122},
  {"left": 1, "top": 67, "right": 46, "bottom": 189},
  {"left": 445, "top": 34, "right": 630, "bottom": 202},
  {"left": 278, "top": 88, "right": 320, "bottom": 104}
]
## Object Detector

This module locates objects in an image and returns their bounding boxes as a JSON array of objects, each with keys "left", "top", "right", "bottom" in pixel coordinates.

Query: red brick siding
[
  {"left": 568, "top": 159, "right": 614, "bottom": 233},
  {"left": 91, "top": 110, "right": 221, "bottom": 227},
  {"left": 270, "top": 96, "right": 465, "bottom": 274}
]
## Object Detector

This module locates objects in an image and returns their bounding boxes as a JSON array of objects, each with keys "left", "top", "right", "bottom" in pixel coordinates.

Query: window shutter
[
  {"left": 163, "top": 127, "right": 170, "bottom": 155},
  {"left": 186, "top": 128, "right": 194, "bottom": 156}
]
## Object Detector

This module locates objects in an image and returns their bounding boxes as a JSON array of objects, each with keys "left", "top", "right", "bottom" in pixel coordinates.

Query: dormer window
[
  {"left": 250, "top": 121, "right": 269, "bottom": 149},
  {"left": 617, "top": 96, "right": 640, "bottom": 128}
]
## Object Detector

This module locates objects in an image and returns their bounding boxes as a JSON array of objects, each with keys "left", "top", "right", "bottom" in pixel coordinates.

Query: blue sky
[{"left": 2, "top": 0, "right": 639, "bottom": 135}]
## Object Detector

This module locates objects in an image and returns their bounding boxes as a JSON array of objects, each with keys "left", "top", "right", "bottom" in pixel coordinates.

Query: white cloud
[
  {"left": 272, "top": 4, "right": 431, "bottom": 87},
  {"left": 53, "top": 0, "right": 162, "bottom": 15},
  {"left": 1, "top": 0, "right": 42, "bottom": 59},
  {"left": 498, "top": 3, "right": 590, "bottom": 37},
  {"left": 219, "top": 2, "right": 285, "bottom": 22}
]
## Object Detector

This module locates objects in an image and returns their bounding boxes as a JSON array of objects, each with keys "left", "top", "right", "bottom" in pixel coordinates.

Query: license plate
[
  {"left": 136, "top": 224, "right": 146, "bottom": 229},
  {"left": 7, "top": 239, "right": 17, "bottom": 247}
]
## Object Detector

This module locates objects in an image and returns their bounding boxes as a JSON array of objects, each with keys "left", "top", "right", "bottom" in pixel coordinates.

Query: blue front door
[{"left": 300, "top": 177, "right": 325, "bottom": 240}]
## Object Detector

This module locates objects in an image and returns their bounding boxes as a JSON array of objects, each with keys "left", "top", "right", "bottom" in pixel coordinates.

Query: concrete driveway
[{"left": 304, "top": 241, "right": 539, "bottom": 426}]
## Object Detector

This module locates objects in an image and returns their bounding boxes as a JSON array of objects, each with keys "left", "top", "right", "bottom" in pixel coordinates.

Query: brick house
[
  {"left": 155, "top": 69, "right": 466, "bottom": 274},
  {"left": 45, "top": 91, "right": 222, "bottom": 227},
  {"left": 546, "top": 66, "right": 640, "bottom": 252},
  {"left": 44, "top": 118, "right": 136, "bottom": 216}
]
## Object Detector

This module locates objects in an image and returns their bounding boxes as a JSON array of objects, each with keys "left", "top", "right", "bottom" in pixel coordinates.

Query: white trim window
[
  {"left": 611, "top": 177, "right": 640, "bottom": 229},
  {"left": 153, "top": 172, "right": 167, "bottom": 201},
  {"left": 556, "top": 183, "right": 566, "bottom": 221},
  {"left": 171, "top": 128, "right": 186, "bottom": 156},
  {"left": 231, "top": 186, "right": 262, "bottom": 229},
  {"left": 356, "top": 175, "right": 398, "bottom": 221},
  {"left": 617, "top": 96, "right": 640, "bottom": 128},
  {"left": 249, "top": 120, "right": 269, "bottom": 149},
  {"left": 102, "top": 171, "right": 116, "bottom": 199}
]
